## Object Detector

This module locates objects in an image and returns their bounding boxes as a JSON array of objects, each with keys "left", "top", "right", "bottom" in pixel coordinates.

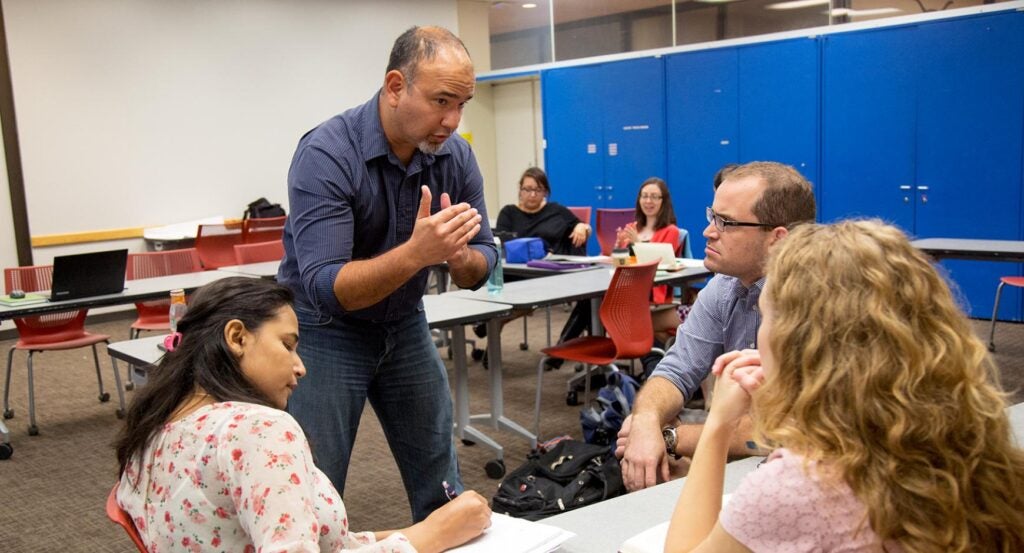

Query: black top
[{"left": 496, "top": 202, "right": 583, "bottom": 256}]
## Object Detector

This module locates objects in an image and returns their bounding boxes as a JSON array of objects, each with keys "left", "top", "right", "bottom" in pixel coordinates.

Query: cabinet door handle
[
  {"left": 594, "top": 186, "right": 604, "bottom": 191},
  {"left": 899, "top": 185, "right": 912, "bottom": 190},
  {"left": 605, "top": 186, "right": 614, "bottom": 191},
  {"left": 917, "top": 185, "right": 929, "bottom": 191}
]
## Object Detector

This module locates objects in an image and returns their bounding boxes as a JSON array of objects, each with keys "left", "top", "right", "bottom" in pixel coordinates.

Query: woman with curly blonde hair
[{"left": 665, "top": 219, "right": 1024, "bottom": 552}]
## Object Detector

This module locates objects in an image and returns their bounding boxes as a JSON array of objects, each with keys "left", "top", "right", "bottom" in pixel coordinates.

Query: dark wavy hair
[
  {"left": 114, "top": 277, "right": 294, "bottom": 482},
  {"left": 634, "top": 176, "right": 676, "bottom": 230},
  {"left": 519, "top": 166, "right": 550, "bottom": 196}
]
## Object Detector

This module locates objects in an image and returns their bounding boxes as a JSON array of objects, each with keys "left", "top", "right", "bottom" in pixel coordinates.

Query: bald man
[{"left": 278, "top": 26, "right": 496, "bottom": 521}]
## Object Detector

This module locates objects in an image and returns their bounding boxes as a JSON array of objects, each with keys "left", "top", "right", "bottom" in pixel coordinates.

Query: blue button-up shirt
[
  {"left": 651, "top": 274, "right": 764, "bottom": 402},
  {"left": 277, "top": 93, "right": 496, "bottom": 322}
]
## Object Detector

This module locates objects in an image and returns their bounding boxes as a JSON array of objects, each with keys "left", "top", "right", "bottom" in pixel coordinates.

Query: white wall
[
  {"left": 3, "top": 0, "right": 459, "bottom": 244},
  {"left": 492, "top": 79, "right": 543, "bottom": 209}
]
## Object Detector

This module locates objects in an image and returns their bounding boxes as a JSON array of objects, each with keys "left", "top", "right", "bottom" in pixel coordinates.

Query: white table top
[
  {"left": 0, "top": 270, "right": 254, "bottom": 320},
  {"left": 216, "top": 261, "right": 282, "bottom": 278},
  {"left": 450, "top": 265, "right": 711, "bottom": 309},
  {"left": 911, "top": 238, "right": 1024, "bottom": 262},
  {"left": 545, "top": 401, "right": 1024, "bottom": 553}
]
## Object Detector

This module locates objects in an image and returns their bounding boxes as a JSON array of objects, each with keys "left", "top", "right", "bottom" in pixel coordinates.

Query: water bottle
[
  {"left": 487, "top": 236, "right": 504, "bottom": 294},
  {"left": 168, "top": 289, "right": 188, "bottom": 333}
]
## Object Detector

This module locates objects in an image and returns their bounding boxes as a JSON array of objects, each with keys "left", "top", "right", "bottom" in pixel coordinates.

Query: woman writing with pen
[{"left": 114, "top": 277, "right": 491, "bottom": 553}]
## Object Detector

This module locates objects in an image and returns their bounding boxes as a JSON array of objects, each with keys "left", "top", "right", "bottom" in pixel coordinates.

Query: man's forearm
[
  {"left": 333, "top": 242, "right": 424, "bottom": 311},
  {"left": 632, "top": 376, "right": 686, "bottom": 426},
  {"left": 674, "top": 415, "right": 765, "bottom": 458},
  {"left": 447, "top": 247, "right": 489, "bottom": 289}
]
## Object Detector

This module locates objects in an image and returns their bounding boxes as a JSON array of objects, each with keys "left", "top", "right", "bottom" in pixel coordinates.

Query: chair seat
[
  {"left": 131, "top": 317, "right": 170, "bottom": 332},
  {"left": 15, "top": 332, "right": 110, "bottom": 351},
  {"left": 1000, "top": 276, "right": 1024, "bottom": 287},
  {"left": 542, "top": 336, "right": 618, "bottom": 365}
]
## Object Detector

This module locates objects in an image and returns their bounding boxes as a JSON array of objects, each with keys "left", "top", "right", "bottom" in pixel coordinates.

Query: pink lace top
[
  {"left": 118, "top": 402, "right": 416, "bottom": 553},
  {"left": 720, "top": 448, "right": 886, "bottom": 552}
]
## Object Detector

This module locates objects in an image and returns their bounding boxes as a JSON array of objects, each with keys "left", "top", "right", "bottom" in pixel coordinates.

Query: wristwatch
[{"left": 662, "top": 426, "right": 681, "bottom": 460}]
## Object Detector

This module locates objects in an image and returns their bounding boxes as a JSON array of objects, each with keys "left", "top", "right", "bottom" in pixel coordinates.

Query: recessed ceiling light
[
  {"left": 522, "top": 2, "right": 537, "bottom": 7},
  {"left": 830, "top": 7, "right": 901, "bottom": 16},
  {"left": 766, "top": 0, "right": 829, "bottom": 10}
]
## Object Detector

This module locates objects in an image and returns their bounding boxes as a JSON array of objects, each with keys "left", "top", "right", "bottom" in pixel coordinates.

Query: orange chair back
[
  {"left": 106, "top": 483, "right": 148, "bottom": 553},
  {"left": 126, "top": 249, "right": 203, "bottom": 326},
  {"left": 243, "top": 216, "right": 287, "bottom": 244},
  {"left": 600, "top": 261, "right": 658, "bottom": 359},
  {"left": 195, "top": 223, "right": 245, "bottom": 270},
  {"left": 567, "top": 206, "right": 592, "bottom": 225},
  {"left": 595, "top": 208, "right": 635, "bottom": 256},
  {"left": 4, "top": 265, "right": 89, "bottom": 346},
  {"left": 234, "top": 240, "right": 285, "bottom": 264}
]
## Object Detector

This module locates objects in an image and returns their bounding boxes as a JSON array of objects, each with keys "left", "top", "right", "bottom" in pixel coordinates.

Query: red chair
[
  {"left": 534, "top": 261, "right": 663, "bottom": 437},
  {"left": 243, "top": 215, "right": 286, "bottom": 244},
  {"left": 988, "top": 276, "right": 1024, "bottom": 352},
  {"left": 567, "top": 206, "right": 592, "bottom": 226},
  {"left": 3, "top": 266, "right": 122, "bottom": 436},
  {"left": 595, "top": 208, "right": 635, "bottom": 255},
  {"left": 106, "top": 483, "right": 148, "bottom": 552},
  {"left": 233, "top": 240, "right": 285, "bottom": 264},
  {"left": 194, "top": 222, "right": 245, "bottom": 270}
]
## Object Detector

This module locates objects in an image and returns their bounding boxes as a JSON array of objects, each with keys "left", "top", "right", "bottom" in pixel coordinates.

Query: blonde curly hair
[{"left": 755, "top": 219, "right": 1024, "bottom": 552}]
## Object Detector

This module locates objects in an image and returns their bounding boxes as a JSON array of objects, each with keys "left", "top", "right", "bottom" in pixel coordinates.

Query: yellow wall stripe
[{"left": 31, "top": 227, "right": 148, "bottom": 247}]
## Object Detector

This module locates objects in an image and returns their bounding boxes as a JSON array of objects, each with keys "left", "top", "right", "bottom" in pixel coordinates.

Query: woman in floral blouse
[{"left": 114, "top": 277, "right": 490, "bottom": 552}]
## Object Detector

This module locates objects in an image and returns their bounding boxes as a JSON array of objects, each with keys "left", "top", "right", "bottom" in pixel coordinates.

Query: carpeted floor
[{"left": 0, "top": 307, "right": 1021, "bottom": 552}]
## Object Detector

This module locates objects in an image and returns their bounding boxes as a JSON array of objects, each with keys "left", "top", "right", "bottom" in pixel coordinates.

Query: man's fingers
[
  {"left": 440, "top": 192, "right": 453, "bottom": 210},
  {"left": 660, "top": 455, "right": 671, "bottom": 483},
  {"left": 417, "top": 186, "right": 432, "bottom": 219}
]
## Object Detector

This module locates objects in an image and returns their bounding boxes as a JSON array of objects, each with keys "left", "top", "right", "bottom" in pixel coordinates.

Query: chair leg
[
  {"left": 989, "top": 281, "right": 1005, "bottom": 352},
  {"left": 26, "top": 352, "right": 38, "bottom": 435},
  {"left": 3, "top": 348, "right": 15, "bottom": 419},
  {"left": 545, "top": 306, "right": 552, "bottom": 348},
  {"left": 534, "top": 356, "right": 547, "bottom": 439},
  {"left": 92, "top": 344, "right": 110, "bottom": 403},
  {"left": 520, "top": 316, "right": 529, "bottom": 351}
]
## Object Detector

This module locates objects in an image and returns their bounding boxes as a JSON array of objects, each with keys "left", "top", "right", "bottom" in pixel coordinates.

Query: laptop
[
  {"left": 49, "top": 249, "right": 128, "bottom": 301},
  {"left": 632, "top": 242, "right": 680, "bottom": 270}
]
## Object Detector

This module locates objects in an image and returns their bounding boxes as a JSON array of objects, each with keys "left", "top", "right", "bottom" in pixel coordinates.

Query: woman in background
[
  {"left": 114, "top": 277, "right": 490, "bottom": 553},
  {"left": 615, "top": 177, "right": 687, "bottom": 305},
  {"left": 665, "top": 220, "right": 1024, "bottom": 552}
]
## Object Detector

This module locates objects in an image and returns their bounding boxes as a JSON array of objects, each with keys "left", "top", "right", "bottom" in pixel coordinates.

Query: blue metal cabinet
[
  {"left": 666, "top": 47, "right": 739, "bottom": 257},
  {"left": 821, "top": 12, "right": 1024, "bottom": 320},
  {"left": 542, "top": 57, "right": 667, "bottom": 253}
]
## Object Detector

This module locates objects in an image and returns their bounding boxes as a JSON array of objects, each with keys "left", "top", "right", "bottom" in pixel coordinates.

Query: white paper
[
  {"left": 447, "top": 513, "right": 576, "bottom": 553},
  {"left": 618, "top": 494, "right": 730, "bottom": 553},
  {"left": 543, "top": 254, "right": 611, "bottom": 263}
]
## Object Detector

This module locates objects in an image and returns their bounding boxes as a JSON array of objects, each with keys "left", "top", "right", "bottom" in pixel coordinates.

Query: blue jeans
[{"left": 287, "top": 306, "right": 461, "bottom": 522}]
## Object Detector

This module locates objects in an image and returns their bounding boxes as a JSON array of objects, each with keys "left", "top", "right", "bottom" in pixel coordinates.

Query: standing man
[
  {"left": 277, "top": 26, "right": 496, "bottom": 522},
  {"left": 617, "top": 161, "right": 816, "bottom": 491}
]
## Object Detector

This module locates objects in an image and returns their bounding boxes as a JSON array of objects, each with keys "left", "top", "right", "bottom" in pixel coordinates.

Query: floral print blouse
[{"left": 118, "top": 402, "right": 416, "bottom": 553}]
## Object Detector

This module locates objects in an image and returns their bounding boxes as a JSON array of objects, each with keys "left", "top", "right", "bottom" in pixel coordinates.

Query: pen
[{"left": 442, "top": 480, "right": 458, "bottom": 502}]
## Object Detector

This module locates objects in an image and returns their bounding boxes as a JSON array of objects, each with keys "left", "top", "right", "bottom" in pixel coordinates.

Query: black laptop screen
[{"left": 50, "top": 249, "right": 128, "bottom": 301}]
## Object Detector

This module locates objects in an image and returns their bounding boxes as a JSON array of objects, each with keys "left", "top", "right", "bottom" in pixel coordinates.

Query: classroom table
[
  {"left": 544, "top": 401, "right": 1024, "bottom": 553},
  {"left": 0, "top": 269, "right": 257, "bottom": 460},
  {"left": 448, "top": 265, "right": 713, "bottom": 456},
  {"left": 106, "top": 295, "right": 517, "bottom": 477},
  {"left": 215, "top": 261, "right": 282, "bottom": 278},
  {"left": 912, "top": 238, "right": 1024, "bottom": 262}
]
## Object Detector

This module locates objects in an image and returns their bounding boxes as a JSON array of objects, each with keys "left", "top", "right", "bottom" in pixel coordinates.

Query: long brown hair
[
  {"left": 114, "top": 277, "right": 294, "bottom": 483},
  {"left": 634, "top": 177, "right": 676, "bottom": 230},
  {"left": 756, "top": 220, "right": 1024, "bottom": 552}
]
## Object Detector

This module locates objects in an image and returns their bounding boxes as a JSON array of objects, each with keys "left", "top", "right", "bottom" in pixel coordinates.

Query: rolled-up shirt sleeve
[
  {"left": 287, "top": 145, "right": 354, "bottom": 317},
  {"left": 650, "top": 275, "right": 728, "bottom": 402},
  {"left": 454, "top": 145, "right": 497, "bottom": 290}
]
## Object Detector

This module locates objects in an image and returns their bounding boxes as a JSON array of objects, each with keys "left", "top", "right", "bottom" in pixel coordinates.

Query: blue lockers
[
  {"left": 822, "top": 11, "right": 1024, "bottom": 320},
  {"left": 542, "top": 57, "right": 667, "bottom": 253},
  {"left": 664, "top": 38, "right": 820, "bottom": 256},
  {"left": 541, "top": 9, "right": 1024, "bottom": 319}
]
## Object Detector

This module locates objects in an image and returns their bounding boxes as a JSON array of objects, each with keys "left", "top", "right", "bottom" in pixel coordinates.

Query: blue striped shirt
[
  {"left": 651, "top": 274, "right": 764, "bottom": 402},
  {"left": 277, "top": 93, "right": 496, "bottom": 322}
]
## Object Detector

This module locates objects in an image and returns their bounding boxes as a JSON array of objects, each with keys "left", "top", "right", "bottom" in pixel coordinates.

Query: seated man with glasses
[{"left": 616, "top": 161, "right": 816, "bottom": 491}]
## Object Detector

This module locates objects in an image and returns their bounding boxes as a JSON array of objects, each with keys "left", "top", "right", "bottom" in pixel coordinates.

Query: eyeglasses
[
  {"left": 706, "top": 207, "right": 775, "bottom": 232},
  {"left": 640, "top": 194, "right": 662, "bottom": 201},
  {"left": 519, "top": 187, "right": 545, "bottom": 196}
]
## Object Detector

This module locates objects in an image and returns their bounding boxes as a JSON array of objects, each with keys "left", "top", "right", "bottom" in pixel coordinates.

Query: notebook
[
  {"left": 632, "top": 242, "right": 680, "bottom": 270},
  {"left": 447, "top": 512, "right": 575, "bottom": 553},
  {"left": 49, "top": 249, "right": 128, "bottom": 301}
]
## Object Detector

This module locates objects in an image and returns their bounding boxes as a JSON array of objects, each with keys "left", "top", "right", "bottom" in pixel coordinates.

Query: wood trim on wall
[
  {"left": 0, "top": 1, "right": 32, "bottom": 265},
  {"left": 30, "top": 227, "right": 146, "bottom": 248}
]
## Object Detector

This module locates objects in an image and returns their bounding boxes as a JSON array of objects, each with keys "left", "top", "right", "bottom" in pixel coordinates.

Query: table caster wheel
[
  {"left": 116, "top": 409, "right": 126, "bottom": 419},
  {"left": 99, "top": 392, "right": 110, "bottom": 403},
  {"left": 471, "top": 348, "right": 485, "bottom": 362},
  {"left": 566, "top": 390, "right": 579, "bottom": 406},
  {"left": 3, "top": 409, "right": 13, "bottom": 419},
  {"left": 0, "top": 443, "right": 12, "bottom": 460},
  {"left": 28, "top": 425, "right": 39, "bottom": 436},
  {"left": 988, "top": 343, "right": 996, "bottom": 352},
  {"left": 519, "top": 342, "right": 529, "bottom": 351},
  {"left": 125, "top": 382, "right": 135, "bottom": 391},
  {"left": 485, "top": 459, "right": 505, "bottom": 479}
]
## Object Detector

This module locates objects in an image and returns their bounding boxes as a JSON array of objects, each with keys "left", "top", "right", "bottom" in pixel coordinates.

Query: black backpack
[
  {"left": 491, "top": 440, "right": 625, "bottom": 521},
  {"left": 243, "top": 197, "right": 286, "bottom": 220}
]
